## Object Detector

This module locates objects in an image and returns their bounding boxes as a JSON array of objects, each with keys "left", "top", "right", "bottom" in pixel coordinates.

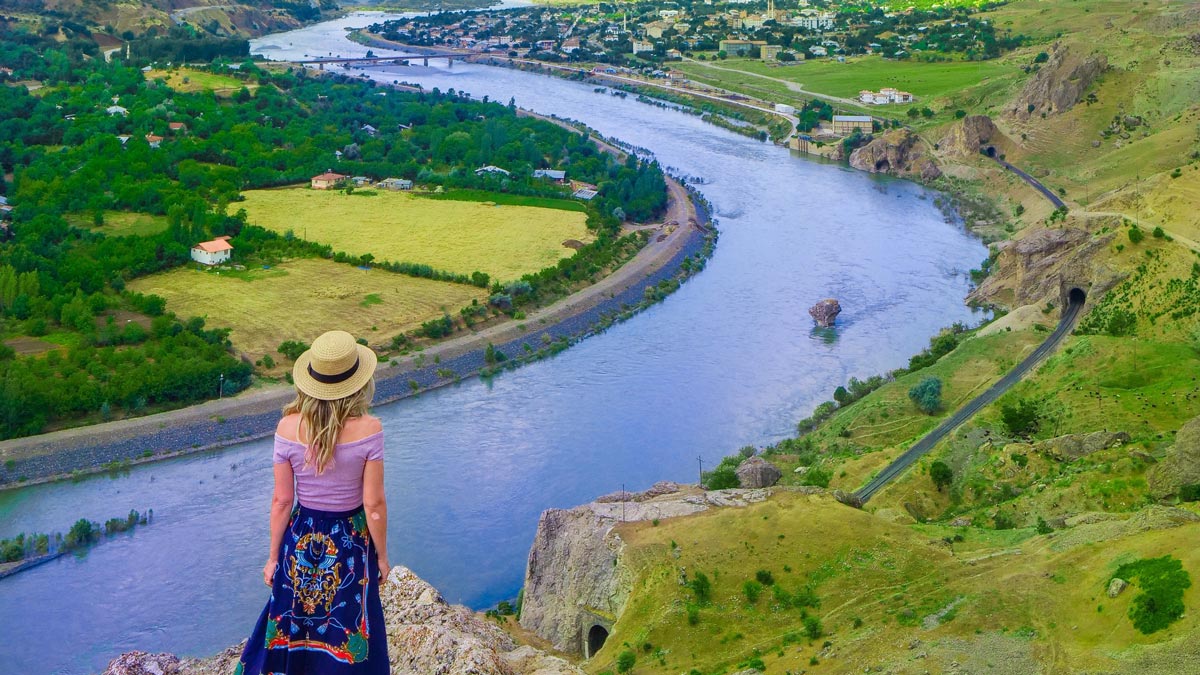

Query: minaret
[
  {"left": 623, "top": 12, "right": 628, "bottom": 32},
  {"left": 767, "top": 0, "right": 775, "bottom": 18}
]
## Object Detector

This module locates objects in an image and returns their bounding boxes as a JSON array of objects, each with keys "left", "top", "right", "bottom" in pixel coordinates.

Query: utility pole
[
  {"left": 219, "top": 372, "right": 224, "bottom": 400},
  {"left": 697, "top": 455, "right": 704, "bottom": 485}
]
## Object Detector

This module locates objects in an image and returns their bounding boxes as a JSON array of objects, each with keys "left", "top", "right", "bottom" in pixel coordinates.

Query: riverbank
[{"left": 0, "top": 170, "right": 710, "bottom": 490}]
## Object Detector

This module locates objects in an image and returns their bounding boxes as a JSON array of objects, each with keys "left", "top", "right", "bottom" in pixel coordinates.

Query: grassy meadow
[
  {"left": 237, "top": 188, "right": 592, "bottom": 282},
  {"left": 66, "top": 211, "right": 169, "bottom": 237},
  {"left": 144, "top": 68, "right": 255, "bottom": 96},
  {"left": 596, "top": 491, "right": 1200, "bottom": 674},
  {"left": 127, "top": 258, "right": 486, "bottom": 362}
]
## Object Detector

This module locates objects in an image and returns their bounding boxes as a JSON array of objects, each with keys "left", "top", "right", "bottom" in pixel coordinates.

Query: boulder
[
  {"left": 103, "top": 652, "right": 182, "bottom": 675},
  {"left": 1149, "top": 415, "right": 1200, "bottom": 498},
  {"left": 736, "top": 457, "right": 782, "bottom": 488},
  {"left": 809, "top": 298, "right": 842, "bottom": 327},
  {"left": 1034, "top": 431, "right": 1130, "bottom": 461},
  {"left": 1107, "top": 578, "right": 1128, "bottom": 598},
  {"left": 848, "top": 128, "right": 942, "bottom": 181}
]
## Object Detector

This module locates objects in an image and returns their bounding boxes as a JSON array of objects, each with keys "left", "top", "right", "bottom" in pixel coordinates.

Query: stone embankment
[
  {"left": 103, "top": 566, "right": 583, "bottom": 675},
  {"left": 0, "top": 178, "right": 712, "bottom": 489}
]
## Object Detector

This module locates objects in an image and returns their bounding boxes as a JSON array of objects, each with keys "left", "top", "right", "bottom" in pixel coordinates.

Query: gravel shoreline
[{"left": 0, "top": 186, "right": 713, "bottom": 490}]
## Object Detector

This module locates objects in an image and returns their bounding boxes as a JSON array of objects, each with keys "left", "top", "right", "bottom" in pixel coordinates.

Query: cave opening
[{"left": 586, "top": 624, "right": 609, "bottom": 658}]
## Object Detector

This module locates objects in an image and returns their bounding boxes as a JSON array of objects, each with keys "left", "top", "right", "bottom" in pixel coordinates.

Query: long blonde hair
[{"left": 283, "top": 379, "right": 375, "bottom": 475}]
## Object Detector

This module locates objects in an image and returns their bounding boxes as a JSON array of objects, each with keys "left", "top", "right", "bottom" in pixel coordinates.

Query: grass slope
[
  {"left": 65, "top": 211, "right": 169, "bottom": 238},
  {"left": 238, "top": 188, "right": 592, "bottom": 282},
  {"left": 127, "top": 258, "right": 486, "bottom": 362},
  {"left": 145, "top": 68, "right": 256, "bottom": 96}
]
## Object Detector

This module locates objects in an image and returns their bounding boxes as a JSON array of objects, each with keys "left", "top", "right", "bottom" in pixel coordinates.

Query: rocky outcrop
[
  {"left": 736, "top": 456, "right": 782, "bottom": 488},
  {"left": 969, "top": 225, "right": 1122, "bottom": 310},
  {"left": 1009, "top": 43, "right": 1107, "bottom": 119},
  {"left": 105, "top": 568, "right": 582, "bottom": 675},
  {"left": 1149, "top": 415, "right": 1200, "bottom": 498},
  {"left": 519, "top": 485, "right": 785, "bottom": 653},
  {"left": 1034, "top": 431, "right": 1130, "bottom": 461},
  {"left": 808, "top": 298, "right": 842, "bottom": 327},
  {"left": 848, "top": 129, "right": 942, "bottom": 181},
  {"left": 1108, "top": 578, "right": 1128, "bottom": 598},
  {"left": 939, "top": 115, "right": 1012, "bottom": 159}
]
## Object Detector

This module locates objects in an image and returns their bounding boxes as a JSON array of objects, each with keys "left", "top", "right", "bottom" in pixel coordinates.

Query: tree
[
  {"left": 616, "top": 650, "right": 636, "bottom": 673},
  {"left": 1000, "top": 398, "right": 1041, "bottom": 436},
  {"left": 908, "top": 377, "right": 942, "bottom": 414},
  {"left": 930, "top": 460, "right": 953, "bottom": 491}
]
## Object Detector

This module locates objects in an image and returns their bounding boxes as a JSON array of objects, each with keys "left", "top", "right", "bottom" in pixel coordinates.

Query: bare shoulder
[
  {"left": 276, "top": 413, "right": 302, "bottom": 441},
  {"left": 341, "top": 414, "right": 383, "bottom": 443}
]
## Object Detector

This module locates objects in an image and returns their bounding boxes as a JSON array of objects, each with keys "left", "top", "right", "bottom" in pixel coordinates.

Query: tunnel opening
[
  {"left": 586, "top": 624, "right": 609, "bottom": 658},
  {"left": 1068, "top": 287, "right": 1086, "bottom": 306},
  {"left": 985, "top": 145, "right": 997, "bottom": 158}
]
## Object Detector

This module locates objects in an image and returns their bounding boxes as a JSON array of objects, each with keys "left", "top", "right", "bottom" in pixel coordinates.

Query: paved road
[
  {"left": 995, "top": 157, "right": 1066, "bottom": 210},
  {"left": 854, "top": 292, "right": 1085, "bottom": 503}
]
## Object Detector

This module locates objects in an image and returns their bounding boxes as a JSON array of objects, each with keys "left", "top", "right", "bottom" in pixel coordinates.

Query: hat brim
[{"left": 292, "top": 343, "right": 378, "bottom": 401}]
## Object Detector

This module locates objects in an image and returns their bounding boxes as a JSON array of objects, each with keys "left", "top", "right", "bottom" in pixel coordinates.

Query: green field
[
  {"left": 145, "top": 68, "right": 255, "bottom": 96},
  {"left": 678, "top": 56, "right": 1017, "bottom": 110},
  {"left": 127, "top": 258, "right": 486, "bottom": 363},
  {"left": 238, "top": 187, "right": 592, "bottom": 282},
  {"left": 66, "top": 211, "right": 169, "bottom": 237}
]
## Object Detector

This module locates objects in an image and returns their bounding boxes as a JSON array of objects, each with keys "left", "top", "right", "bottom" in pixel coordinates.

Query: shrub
[
  {"left": 803, "top": 615, "right": 823, "bottom": 639},
  {"left": 418, "top": 314, "right": 453, "bottom": 339},
  {"left": 686, "top": 602, "right": 700, "bottom": 625},
  {"left": 1036, "top": 516, "right": 1053, "bottom": 534},
  {"left": 993, "top": 511, "right": 1016, "bottom": 530},
  {"left": 1128, "top": 227, "right": 1145, "bottom": 244},
  {"left": 689, "top": 571, "right": 712, "bottom": 605},
  {"left": 616, "top": 650, "right": 636, "bottom": 673},
  {"left": 1001, "top": 398, "right": 1041, "bottom": 436},
  {"left": 278, "top": 340, "right": 309, "bottom": 361},
  {"left": 908, "top": 377, "right": 943, "bottom": 414},
  {"left": 743, "top": 580, "right": 763, "bottom": 603},
  {"left": 930, "top": 460, "right": 953, "bottom": 491},
  {"left": 1152, "top": 226, "right": 1165, "bottom": 239},
  {"left": 1180, "top": 484, "right": 1200, "bottom": 502},
  {"left": 755, "top": 569, "right": 775, "bottom": 586}
]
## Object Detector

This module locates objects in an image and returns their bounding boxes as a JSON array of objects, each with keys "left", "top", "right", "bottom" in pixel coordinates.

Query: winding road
[
  {"left": 994, "top": 157, "right": 1066, "bottom": 210},
  {"left": 854, "top": 288, "right": 1086, "bottom": 503}
]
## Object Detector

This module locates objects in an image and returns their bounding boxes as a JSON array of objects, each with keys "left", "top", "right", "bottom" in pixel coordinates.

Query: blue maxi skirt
[{"left": 237, "top": 504, "right": 388, "bottom": 675}]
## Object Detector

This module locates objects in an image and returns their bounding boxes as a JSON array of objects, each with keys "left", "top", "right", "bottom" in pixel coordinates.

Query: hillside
[{"left": 0, "top": 0, "right": 339, "bottom": 38}]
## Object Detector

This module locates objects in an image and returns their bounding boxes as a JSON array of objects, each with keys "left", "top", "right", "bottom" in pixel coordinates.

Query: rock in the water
[
  {"left": 1035, "top": 431, "right": 1130, "bottom": 461},
  {"left": 1149, "top": 415, "right": 1200, "bottom": 498},
  {"left": 736, "top": 456, "right": 782, "bottom": 488},
  {"left": 103, "top": 652, "right": 181, "bottom": 675},
  {"left": 809, "top": 298, "right": 842, "bottom": 327},
  {"left": 1107, "top": 578, "right": 1128, "bottom": 598}
]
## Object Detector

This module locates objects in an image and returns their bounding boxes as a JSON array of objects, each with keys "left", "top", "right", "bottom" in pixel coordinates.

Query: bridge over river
[{"left": 292, "top": 51, "right": 465, "bottom": 69}]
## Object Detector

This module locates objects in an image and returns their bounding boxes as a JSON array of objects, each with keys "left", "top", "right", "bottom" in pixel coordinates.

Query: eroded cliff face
[
  {"left": 518, "top": 482, "right": 794, "bottom": 654},
  {"left": 103, "top": 567, "right": 583, "bottom": 675},
  {"left": 968, "top": 222, "right": 1122, "bottom": 310},
  {"left": 847, "top": 129, "right": 942, "bottom": 182},
  {"left": 938, "top": 114, "right": 1015, "bottom": 160},
  {"left": 1008, "top": 43, "right": 1108, "bottom": 119}
]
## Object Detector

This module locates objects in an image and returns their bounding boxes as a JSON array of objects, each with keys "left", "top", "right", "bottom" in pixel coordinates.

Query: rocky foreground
[{"left": 102, "top": 566, "right": 583, "bottom": 675}]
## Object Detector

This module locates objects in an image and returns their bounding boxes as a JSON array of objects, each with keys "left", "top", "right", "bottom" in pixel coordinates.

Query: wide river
[{"left": 0, "top": 12, "right": 986, "bottom": 674}]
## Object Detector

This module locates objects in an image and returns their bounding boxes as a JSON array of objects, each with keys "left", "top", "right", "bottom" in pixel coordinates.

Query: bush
[
  {"left": 1114, "top": 556, "right": 1192, "bottom": 634},
  {"left": 993, "top": 511, "right": 1016, "bottom": 530},
  {"left": 1179, "top": 484, "right": 1200, "bottom": 502},
  {"left": 1152, "top": 226, "right": 1165, "bottom": 239},
  {"left": 278, "top": 340, "right": 308, "bottom": 361},
  {"left": 1000, "top": 398, "right": 1041, "bottom": 436},
  {"left": 418, "top": 314, "right": 453, "bottom": 339},
  {"left": 755, "top": 569, "right": 775, "bottom": 586},
  {"left": 930, "top": 460, "right": 953, "bottom": 491},
  {"left": 908, "top": 377, "right": 943, "bottom": 414},
  {"left": 616, "top": 650, "right": 636, "bottom": 673},
  {"left": 1036, "top": 516, "right": 1053, "bottom": 534},
  {"left": 686, "top": 602, "right": 700, "bottom": 625},
  {"left": 688, "top": 571, "right": 712, "bottom": 605},
  {"left": 743, "top": 580, "right": 763, "bottom": 603},
  {"left": 1128, "top": 227, "right": 1145, "bottom": 244},
  {"left": 803, "top": 615, "right": 823, "bottom": 639}
]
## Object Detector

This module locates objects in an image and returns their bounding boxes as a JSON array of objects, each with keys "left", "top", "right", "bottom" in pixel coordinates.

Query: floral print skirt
[{"left": 237, "top": 504, "right": 388, "bottom": 675}]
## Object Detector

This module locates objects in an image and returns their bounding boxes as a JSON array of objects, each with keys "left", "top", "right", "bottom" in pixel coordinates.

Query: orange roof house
[
  {"left": 191, "top": 238, "right": 233, "bottom": 265},
  {"left": 311, "top": 171, "right": 348, "bottom": 190}
]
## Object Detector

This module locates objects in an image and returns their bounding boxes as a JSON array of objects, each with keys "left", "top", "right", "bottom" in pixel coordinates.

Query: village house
[
  {"left": 858, "top": 87, "right": 913, "bottom": 104},
  {"left": 760, "top": 44, "right": 783, "bottom": 60},
  {"left": 631, "top": 39, "right": 654, "bottom": 54},
  {"left": 311, "top": 171, "right": 348, "bottom": 190},
  {"left": 666, "top": 48, "right": 683, "bottom": 59},
  {"left": 106, "top": 105, "right": 128, "bottom": 116},
  {"left": 808, "top": 45, "right": 828, "bottom": 56},
  {"left": 377, "top": 177, "right": 413, "bottom": 190},
  {"left": 533, "top": 169, "right": 567, "bottom": 183},
  {"left": 168, "top": 122, "right": 187, "bottom": 133},
  {"left": 191, "top": 236, "right": 233, "bottom": 266},
  {"left": 561, "top": 37, "right": 581, "bottom": 53},
  {"left": 351, "top": 176, "right": 372, "bottom": 187},
  {"left": 145, "top": 134, "right": 164, "bottom": 149},
  {"left": 830, "top": 115, "right": 874, "bottom": 135},
  {"left": 475, "top": 165, "right": 510, "bottom": 176},
  {"left": 361, "top": 124, "right": 378, "bottom": 136},
  {"left": 719, "top": 39, "right": 767, "bottom": 56}
]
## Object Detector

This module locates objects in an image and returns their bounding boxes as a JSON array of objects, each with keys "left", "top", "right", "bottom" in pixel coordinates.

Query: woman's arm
[
  {"left": 264, "top": 461, "right": 295, "bottom": 586},
  {"left": 362, "top": 458, "right": 390, "bottom": 583}
]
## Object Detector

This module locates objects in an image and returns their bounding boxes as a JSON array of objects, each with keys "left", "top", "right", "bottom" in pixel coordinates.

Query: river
[{"left": 0, "top": 12, "right": 987, "bottom": 674}]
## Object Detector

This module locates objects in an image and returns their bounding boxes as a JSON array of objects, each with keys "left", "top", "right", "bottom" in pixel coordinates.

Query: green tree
[
  {"left": 1001, "top": 398, "right": 1041, "bottom": 436},
  {"left": 616, "top": 650, "right": 636, "bottom": 673},
  {"left": 908, "top": 377, "right": 942, "bottom": 414},
  {"left": 929, "top": 460, "right": 953, "bottom": 491}
]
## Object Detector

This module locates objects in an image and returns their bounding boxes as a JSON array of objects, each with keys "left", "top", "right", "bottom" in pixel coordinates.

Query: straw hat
[{"left": 292, "top": 330, "right": 378, "bottom": 401}]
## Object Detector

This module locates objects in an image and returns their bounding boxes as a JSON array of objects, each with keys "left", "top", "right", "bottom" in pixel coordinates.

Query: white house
[
  {"left": 475, "top": 165, "right": 510, "bottom": 176},
  {"left": 533, "top": 169, "right": 567, "bottom": 182},
  {"left": 377, "top": 177, "right": 413, "bottom": 190},
  {"left": 191, "top": 237, "right": 233, "bottom": 266},
  {"left": 808, "top": 45, "right": 827, "bottom": 57},
  {"left": 106, "top": 105, "right": 129, "bottom": 116}
]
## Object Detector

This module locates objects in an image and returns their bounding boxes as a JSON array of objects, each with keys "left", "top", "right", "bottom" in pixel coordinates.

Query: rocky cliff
[
  {"left": 938, "top": 114, "right": 1014, "bottom": 160},
  {"left": 104, "top": 566, "right": 583, "bottom": 675},
  {"left": 847, "top": 129, "right": 942, "bottom": 182},
  {"left": 1008, "top": 43, "right": 1108, "bottom": 119},
  {"left": 968, "top": 223, "right": 1122, "bottom": 310},
  {"left": 1150, "top": 414, "right": 1200, "bottom": 499},
  {"left": 519, "top": 482, "right": 790, "bottom": 654}
]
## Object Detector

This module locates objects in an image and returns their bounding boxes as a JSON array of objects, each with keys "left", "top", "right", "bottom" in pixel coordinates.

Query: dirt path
[{"left": 0, "top": 172, "right": 703, "bottom": 478}]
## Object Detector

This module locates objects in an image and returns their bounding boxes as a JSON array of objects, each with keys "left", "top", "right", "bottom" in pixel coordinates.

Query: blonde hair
[{"left": 283, "top": 378, "right": 375, "bottom": 475}]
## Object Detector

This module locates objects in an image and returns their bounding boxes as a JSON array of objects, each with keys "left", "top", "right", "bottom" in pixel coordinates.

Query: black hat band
[{"left": 308, "top": 357, "right": 360, "bottom": 384}]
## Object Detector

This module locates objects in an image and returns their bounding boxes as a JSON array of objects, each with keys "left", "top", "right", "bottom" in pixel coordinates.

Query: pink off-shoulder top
[{"left": 272, "top": 431, "right": 384, "bottom": 511}]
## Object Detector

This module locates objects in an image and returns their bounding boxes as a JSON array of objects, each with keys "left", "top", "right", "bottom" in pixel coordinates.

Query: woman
[{"left": 238, "top": 330, "right": 390, "bottom": 675}]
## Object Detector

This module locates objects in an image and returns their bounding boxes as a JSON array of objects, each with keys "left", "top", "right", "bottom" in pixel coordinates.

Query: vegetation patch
[{"left": 1113, "top": 556, "right": 1191, "bottom": 635}]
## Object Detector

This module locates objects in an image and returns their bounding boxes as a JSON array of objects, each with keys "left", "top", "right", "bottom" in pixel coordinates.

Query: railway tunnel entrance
[
  {"left": 985, "top": 145, "right": 997, "bottom": 158},
  {"left": 1068, "top": 287, "right": 1086, "bottom": 306},
  {"left": 585, "top": 624, "right": 609, "bottom": 658}
]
